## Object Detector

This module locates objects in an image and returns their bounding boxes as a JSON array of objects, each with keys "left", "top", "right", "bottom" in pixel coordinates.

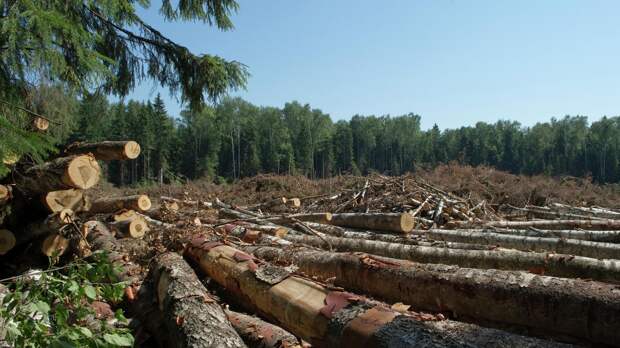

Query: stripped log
[
  {"left": 551, "top": 203, "right": 620, "bottom": 220},
  {"left": 247, "top": 246, "right": 620, "bottom": 345},
  {"left": 421, "top": 229, "right": 620, "bottom": 259},
  {"left": 64, "top": 141, "right": 141, "bottom": 161},
  {"left": 42, "top": 189, "right": 90, "bottom": 213},
  {"left": 215, "top": 198, "right": 263, "bottom": 218},
  {"left": 109, "top": 216, "right": 148, "bottom": 239},
  {"left": 283, "top": 234, "right": 620, "bottom": 283},
  {"left": 89, "top": 195, "right": 152, "bottom": 214},
  {"left": 218, "top": 224, "right": 291, "bottom": 246},
  {"left": 330, "top": 213, "right": 414, "bottom": 233},
  {"left": 185, "top": 236, "right": 566, "bottom": 348},
  {"left": 234, "top": 222, "right": 289, "bottom": 238},
  {"left": 0, "top": 229, "right": 16, "bottom": 255},
  {"left": 225, "top": 309, "right": 301, "bottom": 348},
  {"left": 13, "top": 154, "right": 101, "bottom": 194},
  {"left": 147, "top": 252, "right": 246, "bottom": 348}
]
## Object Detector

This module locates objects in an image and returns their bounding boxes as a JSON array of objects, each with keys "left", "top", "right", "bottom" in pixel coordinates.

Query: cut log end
[
  {"left": 123, "top": 217, "right": 148, "bottom": 239},
  {"left": 401, "top": 213, "right": 415, "bottom": 232},
  {"left": 0, "top": 185, "right": 10, "bottom": 205},
  {"left": 135, "top": 194, "right": 151, "bottom": 211},
  {"left": 287, "top": 198, "right": 301, "bottom": 208},
  {"left": 0, "top": 230, "right": 16, "bottom": 255},
  {"left": 32, "top": 117, "right": 49, "bottom": 131},
  {"left": 43, "top": 189, "right": 87, "bottom": 213},
  {"left": 41, "top": 234, "right": 69, "bottom": 257},
  {"left": 113, "top": 209, "right": 137, "bottom": 222},
  {"left": 63, "top": 155, "right": 101, "bottom": 189},
  {"left": 123, "top": 141, "right": 141, "bottom": 159}
]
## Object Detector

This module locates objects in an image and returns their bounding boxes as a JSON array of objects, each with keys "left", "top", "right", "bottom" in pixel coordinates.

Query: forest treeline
[{"left": 48, "top": 88, "right": 619, "bottom": 185}]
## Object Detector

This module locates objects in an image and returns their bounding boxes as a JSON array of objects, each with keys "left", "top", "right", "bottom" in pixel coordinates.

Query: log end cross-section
[{"left": 63, "top": 155, "right": 101, "bottom": 189}]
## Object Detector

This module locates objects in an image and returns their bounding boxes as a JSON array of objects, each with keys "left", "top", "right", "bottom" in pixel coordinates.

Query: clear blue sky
[{"left": 130, "top": 0, "right": 620, "bottom": 130}]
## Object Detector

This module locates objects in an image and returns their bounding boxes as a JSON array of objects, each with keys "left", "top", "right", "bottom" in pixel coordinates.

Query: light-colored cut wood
[{"left": 65, "top": 141, "right": 141, "bottom": 161}]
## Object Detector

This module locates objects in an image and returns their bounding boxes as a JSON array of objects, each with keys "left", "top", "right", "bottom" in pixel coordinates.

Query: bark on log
[
  {"left": 461, "top": 219, "right": 620, "bottom": 230},
  {"left": 16, "top": 209, "right": 74, "bottom": 248},
  {"left": 282, "top": 234, "right": 620, "bottom": 283},
  {"left": 329, "top": 213, "right": 414, "bottom": 233},
  {"left": 109, "top": 216, "right": 149, "bottom": 239},
  {"left": 0, "top": 229, "right": 16, "bottom": 255},
  {"left": 268, "top": 213, "right": 333, "bottom": 225},
  {"left": 286, "top": 198, "right": 301, "bottom": 209},
  {"left": 215, "top": 199, "right": 263, "bottom": 218},
  {"left": 235, "top": 222, "right": 290, "bottom": 238},
  {"left": 89, "top": 195, "right": 152, "bottom": 214},
  {"left": 487, "top": 228, "right": 620, "bottom": 243},
  {"left": 146, "top": 252, "right": 246, "bottom": 348},
  {"left": 422, "top": 229, "right": 620, "bottom": 259},
  {"left": 14, "top": 155, "right": 101, "bottom": 194},
  {"left": 42, "top": 189, "right": 90, "bottom": 213},
  {"left": 185, "top": 235, "right": 565, "bottom": 348},
  {"left": 225, "top": 309, "right": 301, "bottom": 348},
  {"left": 247, "top": 246, "right": 620, "bottom": 345},
  {"left": 65, "top": 141, "right": 141, "bottom": 161},
  {"left": 550, "top": 203, "right": 620, "bottom": 220}
]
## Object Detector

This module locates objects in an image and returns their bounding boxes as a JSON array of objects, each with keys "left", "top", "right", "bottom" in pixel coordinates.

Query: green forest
[{"left": 21, "top": 86, "right": 620, "bottom": 185}]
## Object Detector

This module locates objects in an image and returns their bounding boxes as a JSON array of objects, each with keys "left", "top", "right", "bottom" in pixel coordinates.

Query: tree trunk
[
  {"left": 88, "top": 195, "right": 152, "bottom": 214},
  {"left": 282, "top": 234, "right": 620, "bottom": 283},
  {"left": 225, "top": 309, "right": 301, "bottom": 348},
  {"left": 268, "top": 213, "right": 333, "bottom": 225},
  {"left": 246, "top": 246, "right": 620, "bottom": 346},
  {"left": 146, "top": 252, "right": 246, "bottom": 348},
  {"left": 421, "top": 229, "right": 620, "bottom": 259},
  {"left": 486, "top": 227, "right": 620, "bottom": 243},
  {"left": 329, "top": 213, "right": 414, "bottom": 233},
  {"left": 14, "top": 155, "right": 101, "bottom": 194},
  {"left": 456, "top": 218, "right": 620, "bottom": 230},
  {"left": 109, "top": 216, "right": 149, "bottom": 239},
  {"left": 64, "top": 141, "right": 141, "bottom": 161},
  {"left": 42, "top": 189, "right": 90, "bottom": 213},
  {"left": 234, "top": 222, "right": 289, "bottom": 238},
  {"left": 185, "top": 235, "right": 565, "bottom": 348}
]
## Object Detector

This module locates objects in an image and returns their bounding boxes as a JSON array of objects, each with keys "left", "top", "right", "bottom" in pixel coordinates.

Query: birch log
[
  {"left": 246, "top": 246, "right": 620, "bottom": 345},
  {"left": 184, "top": 235, "right": 566, "bottom": 348},
  {"left": 283, "top": 234, "right": 620, "bottom": 283}
]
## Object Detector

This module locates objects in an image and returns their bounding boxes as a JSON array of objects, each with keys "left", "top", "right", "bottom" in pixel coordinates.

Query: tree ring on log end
[
  {"left": 400, "top": 213, "right": 414, "bottom": 233},
  {"left": 124, "top": 141, "right": 141, "bottom": 159},
  {"left": 64, "top": 155, "right": 101, "bottom": 189},
  {"left": 136, "top": 195, "right": 152, "bottom": 211}
]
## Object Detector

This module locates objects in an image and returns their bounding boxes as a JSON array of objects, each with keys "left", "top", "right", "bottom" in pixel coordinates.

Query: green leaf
[
  {"left": 77, "top": 326, "right": 92, "bottom": 338},
  {"left": 34, "top": 301, "right": 50, "bottom": 314},
  {"left": 67, "top": 280, "right": 79, "bottom": 293},
  {"left": 103, "top": 333, "right": 134, "bottom": 347},
  {"left": 83, "top": 285, "right": 97, "bottom": 300}
]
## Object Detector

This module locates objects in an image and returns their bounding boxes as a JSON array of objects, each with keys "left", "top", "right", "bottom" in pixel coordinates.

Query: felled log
[
  {"left": 64, "top": 141, "right": 141, "bottom": 161},
  {"left": 286, "top": 198, "right": 301, "bottom": 209},
  {"left": 329, "top": 213, "right": 414, "bottom": 233},
  {"left": 215, "top": 198, "right": 263, "bottom": 218},
  {"left": 42, "top": 189, "right": 90, "bottom": 213},
  {"left": 248, "top": 197, "right": 287, "bottom": 210},
  {"left": 219, "top": 224, "right": 292, "bottom": 246},
  {"left": 146, "top": 252, "right": 246, "bottom": 348},
  {"left": 422, "top": 229, "right": 620, "bottom": 259},
  {"left": 247, "top": 246, "right": 620, "bottom": 345},
  {"left": 267, "top": 213, "right": 333, "bottom": 225},
  {"left": 234, "top": 222, "right": 289, "bottom": 238},
  {"left": 89, "top": 195, "right": 152, "bottom": 214},
  {"left": 0, "top": 185, "right": 11, "bottom": 205},
  {"left": 488, "top": 228, "right": 620, "bottom": 243},
  {"left": 31, "top": 116, "right": 50, "bottom": 132},
  {"left": 109, "top": 216, "right": 149, "bottom": 239},
  {"left": 16, "top": 209, "right": 74, "bottom": 248},
  {"left": 113, "top": 209, "right": 137, "bottom": 222},
  {"left": 0, "top": 229, "right": 16, "bottom": 255},
  {"left": 551, "top": 203, "right": 620, "bottom": 220},
  {"left": 160, "top": 196, "right": 212, "bottom": 208},
  {"left": 13, "top": 154, "right": 101, "bottom": 194},
  {"left": 283, "top": 234, "right": 620, "bottom": 283},
  {"left": 185, "top": 235, "right": 566, "bottom": 348},
  {"left": 40, "top": 233, "right": 70, "bottom": 257},
  {"left": 462, "top": 219, "right": 620, "bottom": 230},
  {"left": 225, "top": 309, "right": 301, "bottom": 348}
]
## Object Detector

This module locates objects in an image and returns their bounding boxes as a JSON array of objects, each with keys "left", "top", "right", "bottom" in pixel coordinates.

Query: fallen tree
[
  {"left": 282, "top": 234, "right": 620, "bottom": 283},
  {"left": 483, "top": 228, "right": 620, "bottom": 243},
  {"left": 185, "top": 234, "right": 566, "bottom": 348},
  {"left": 88, "top": 195, "right": 152, "bottom": 214},
  {"left": 245, "top": 245, "right": 620, "bottom": 345},
  {"left": 13, "top": 154, "right": 101, "bottom": 194},
  {"left": 329, "top": 212, "right": 414, "bottom": 233},
  {"left": 457, "top": 218, "right": 620, "bottom": 230}
]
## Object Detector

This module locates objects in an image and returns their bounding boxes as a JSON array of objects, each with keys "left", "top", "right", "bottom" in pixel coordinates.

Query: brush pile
[{"left": 2, "top": 139, "right": 620, "bottom": 346}]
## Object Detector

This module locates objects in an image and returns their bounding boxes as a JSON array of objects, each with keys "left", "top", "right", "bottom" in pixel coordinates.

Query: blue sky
[{"left": 131, "top": 0, "right": 620, "bottom": 129}]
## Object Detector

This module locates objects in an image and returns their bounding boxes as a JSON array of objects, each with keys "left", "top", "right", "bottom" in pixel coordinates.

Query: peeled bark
[
  {"left": 89, "top": 195, "right": 152, "bottom": 214},
  {"left": 42, "top": 189, "right": 90, "bottom": 213},
  {"left": 109, "top": 216, "right": 149, "bottom": 239},
  {"left": 329, "top": 213, "right": 414, "bottom": 233},
  {"left": 283, "top": 234, "right": 620, "bottom": 283},
  {"left": 185, "top": 235, "right": 565, "bottom": 348},
  {"left": 146, "top": 252, "right": 246, "bottom": 348},
  {"left": 247, "top": 246, "right": 620, "bottom": 345},
  {"left": 0, "top": 229, "right": 15, "bottom": 255},
  {"left": 422, "top": 229, "right": 620, "bottom": 259},
  {"left": 64, "top": 141, "right": 141, "bottom": 161},
  {"left": 14, "top": 155, "right": 101, "bottom": 194},
  {"left": 225, "top": 309, "right": 301, "bottom": 348}
]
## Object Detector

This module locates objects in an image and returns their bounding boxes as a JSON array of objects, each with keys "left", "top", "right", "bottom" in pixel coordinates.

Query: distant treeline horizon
[{"left": 49, "top": 88, "right": 619, "bottom": 185}]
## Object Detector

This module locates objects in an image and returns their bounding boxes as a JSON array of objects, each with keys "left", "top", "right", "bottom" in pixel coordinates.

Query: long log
[
  {"left": 267, "top": 213, "right": 333, "bottom": 225},
  {"left": 185, "top": 235, "right": 566, "bottom": 348},
  {"left": 14, "top": 154, "right": 101, "bottom": 194},
  {"left": 422, "top": 229, "right": 620, "bottom": 259},
  {"left": 89, "top": 195, "right": 152, "bottom": 214},
  {"left": 446, "top": 228, "right": 620, "bottom": 243},
  {"left": 147, "top": 252, "right": 246, "bottom": 348},
  {"left": 461, "top": 219, "right": 620, "bottom": 230},
  {"left": 225, "top": 309, "right": 301, "bottom": 348},
  {"left": 246, "top": 246, "right": 620, "bottom": 345},
  {"left": 42, "top": 189, "right": 90, "bottom": 213},
  {"left": 282, "top": 234, "right": 620, "bottom": 283},
  {"left": 64, "top": 141, "right": 141, "bottom": 161},
  {"left": 329, "top": 213, "right": 414, "bottom": 233}
]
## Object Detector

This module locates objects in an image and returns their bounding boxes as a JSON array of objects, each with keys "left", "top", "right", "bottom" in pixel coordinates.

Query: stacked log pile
[{"left": 3, "top": 156, "right": 620, "bottom": 347}]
